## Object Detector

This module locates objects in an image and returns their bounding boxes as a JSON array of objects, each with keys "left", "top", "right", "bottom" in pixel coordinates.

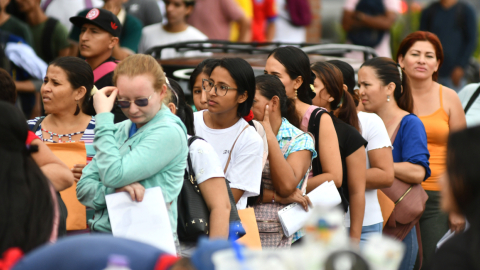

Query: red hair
[{"left": 396, "top": 31, "right": 444, "bottom": 81}]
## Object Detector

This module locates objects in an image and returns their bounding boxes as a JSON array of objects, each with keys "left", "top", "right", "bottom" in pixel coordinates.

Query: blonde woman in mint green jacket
[{"left": 76, "top": 55, "right": 188, "bottom": 240}]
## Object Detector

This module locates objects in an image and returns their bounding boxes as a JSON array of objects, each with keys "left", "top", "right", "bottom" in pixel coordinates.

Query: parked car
[{"left": 146, "top": 41, "right": 377, "bottom": 98}]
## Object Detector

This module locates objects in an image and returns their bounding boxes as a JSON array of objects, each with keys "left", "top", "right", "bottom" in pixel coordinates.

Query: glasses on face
[
  {"left": 202, "top": 79, "right": 237, "bottom": 97},
  {"left": 117, "top": 95, "right": 152, "bottom": 108}
]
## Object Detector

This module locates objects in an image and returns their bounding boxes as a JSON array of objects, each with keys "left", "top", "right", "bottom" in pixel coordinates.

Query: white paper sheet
[
  {"left": 106, "top": 187, "right": 176, "bottom": 255},
  {"left": 278, "top": 181, "right": 342, "bottom": 237}
]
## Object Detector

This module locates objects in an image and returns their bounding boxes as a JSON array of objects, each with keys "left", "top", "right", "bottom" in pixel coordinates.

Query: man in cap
[
  {"left": 70, "top": 8, "right": 127, "bottom": 123},
  {"left": 69, "top": 0, "right": 143, "bottom": 60}
]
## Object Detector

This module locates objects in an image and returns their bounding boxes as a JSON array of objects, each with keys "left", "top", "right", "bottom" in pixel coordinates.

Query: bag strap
[
  {"left": 416, "top": 222, "right": 424, "bottom": 269},
  {"left": 93, "top": 61, "right": 118, "bottom": 83},
  {"left": 31, "top": 117, "right": 45, "bottom": 132},
  {"left": 224, "top": 125, "right": 250, "bottom": 174},
  {"left": 390, "top": 121, "right": 402, "bottom": 144},
  {"left": 307, "top": 108, "right": 328, "bottom": 176},
  {"left": 186, "top": 136, "right": 204, "bottom": 185},
  {"left": 41, "top": 18, "right": 58, "bottom": 63},
  {"left": 464, "top": 85, "right": 480, "bottom": 113}
]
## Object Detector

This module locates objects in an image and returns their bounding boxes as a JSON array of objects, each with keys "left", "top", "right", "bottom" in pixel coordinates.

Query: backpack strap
[
  {"left": 186, "top": 136, "right": 204, "bottom": 184},
  {"left": 464, "top": 85, "right": 480, "bottom": 114},
  {"left": 31, "top": 117, "right": 45, "bottom": 132},
  {"left": 307, "top": 108, "right": 328, "bottom": 176},
  {"left": 42, "top": 18, "right": 58, "bottom": 63},
  {"left": 93, "top": 61, "right": 118, "bottom": 83}
]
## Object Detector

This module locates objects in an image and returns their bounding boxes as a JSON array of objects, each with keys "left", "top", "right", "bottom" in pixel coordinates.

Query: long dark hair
[
  {"left": 446, "top": 126, "right": 480, "bottom": 268},
  {"left": 49, "top": 57, "right": 94, "bottom": 115},
  {"left": 0, "top": 68, "right": 16, "bottom": 104},
  {"left": 311, "top": 62, "right": 360, "bottom": 132},
  {"left": 255, "top": 74, "right": 299, "bottom": 127},
  {"left": 210, "top": 58, "right": 255, "bottom": 117},
  {"left": 268, "top": 46, "right": 315, "bottom": 105},
  {"left": 188, "top": 59, "right": 219, "bottom": 92},
  {"left": 327, "top": 60, "right": 358, "bottom": 107},
  {"left": 166, "top": 77, "right": 195, "bottom": 136},
  {"left": 361, "top": 57, "right": 414, "bottom": 113},
  {"left": 0, "top": 101, "right": 54, "bottom": 254}
]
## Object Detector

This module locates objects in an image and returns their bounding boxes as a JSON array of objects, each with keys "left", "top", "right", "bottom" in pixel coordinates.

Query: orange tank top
[{"left": 418, "top": 86, "right": 450, "bottom": 191}]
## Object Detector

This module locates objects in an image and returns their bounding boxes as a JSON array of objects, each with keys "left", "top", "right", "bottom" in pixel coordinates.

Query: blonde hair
[{"left": 113, "top": 54, "right": 171, "bottom": 101}]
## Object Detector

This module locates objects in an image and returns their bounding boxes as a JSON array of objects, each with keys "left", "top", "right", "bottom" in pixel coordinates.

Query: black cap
[{"left": 70, "top": 8, "right": 122, "bottom": 37}]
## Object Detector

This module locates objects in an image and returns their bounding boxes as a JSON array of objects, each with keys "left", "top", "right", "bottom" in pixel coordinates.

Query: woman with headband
[{"left": 358, "top": 57, "right": 431, "bottom": 270}]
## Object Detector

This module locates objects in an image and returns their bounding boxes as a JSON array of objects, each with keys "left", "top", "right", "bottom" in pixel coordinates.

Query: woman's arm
[
  {"left": 394, "top": 162, "right": 426, "bottom": 184},
  {"left": 262, "top": 188, "right": 311, "bottom": 211},
  {"left": 30, "top": 139, "right": 74, "bottom": 191},
  {"left": 76, "top": 158, "right": 113, "bottom": 210},
  {"left": 366, "top": 147, "right": 394, "bottom": 189},
  {"left": 307, "top": 113, "right": 343, "bottom": 192},
  {"left": 346, "top": 147, "right": 366, "bottom": 241},
  {"left": 198, "top": 177, "right": 231, "bottom": 239}
]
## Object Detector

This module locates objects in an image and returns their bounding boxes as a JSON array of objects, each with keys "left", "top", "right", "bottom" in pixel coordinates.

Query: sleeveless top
[{"left": 418, "top": 85, "right": 450, "bottom": 191}]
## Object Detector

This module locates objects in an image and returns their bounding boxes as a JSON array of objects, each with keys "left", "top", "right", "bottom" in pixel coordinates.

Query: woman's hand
[
  {"left": 278, "top": 188, "right": 312, "bottom": 211},
  {"left": 93, "top": 86, "right": 118, "bottom": 114},
  {"left": 259, "top": 105, "right": 274, "bottom": 135},
  {"left": 72, "top": 164, "right": 86, "bottom": 183},
  {"left": 115, "top": 182, "right": 145, "bottom": 202},
  {"left": 448, "top": 212, "right": 466, "bottom": 233}
]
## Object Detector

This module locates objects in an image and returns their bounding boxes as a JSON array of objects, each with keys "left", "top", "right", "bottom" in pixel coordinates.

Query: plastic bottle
[{"left": 103, "top": 254, "right": 132, "bottom": 270}]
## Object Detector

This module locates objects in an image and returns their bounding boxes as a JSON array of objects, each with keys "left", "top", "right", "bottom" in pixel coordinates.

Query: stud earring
[{"left": 387, "top": 95, "right": 390, "bottom": 102}]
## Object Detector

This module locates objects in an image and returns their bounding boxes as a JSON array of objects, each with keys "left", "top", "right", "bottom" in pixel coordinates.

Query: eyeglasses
[
  {"left": 117, "top": 95, "right": 152, "bottom": 108},
  {"left": 202, "top": 79, "right": 237, "bottom": 97}
]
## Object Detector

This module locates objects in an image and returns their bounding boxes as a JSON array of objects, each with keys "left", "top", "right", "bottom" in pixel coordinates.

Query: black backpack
[{"left": 347, "top": 0, "right": 386, "bottom": 48}]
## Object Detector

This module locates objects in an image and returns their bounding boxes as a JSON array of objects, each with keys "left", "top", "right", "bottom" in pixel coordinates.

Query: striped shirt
[{"left": 27, "top": 116, "right": 96, "bottom": 163}]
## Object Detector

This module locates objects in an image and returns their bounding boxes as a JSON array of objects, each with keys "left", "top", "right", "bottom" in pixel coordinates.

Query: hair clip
[
  {"left": 90, "top": 86, "right": 98, "bottom": 96},
  {"left": 310, "top": 84, "right": 316, "bottom": 93}
]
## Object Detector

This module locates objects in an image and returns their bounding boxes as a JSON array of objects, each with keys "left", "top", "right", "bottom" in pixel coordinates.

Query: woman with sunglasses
[
  {"left": 193, "top": 58, "right": 264, "bottom": 210},
  {"left": 77, "top": 55, "right": 188, "bottom": 241}
]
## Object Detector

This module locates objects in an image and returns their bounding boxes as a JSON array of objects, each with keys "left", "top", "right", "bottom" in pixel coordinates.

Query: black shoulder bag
[{"left": 177, "top": 134, "right": 246, "bottom": 243}]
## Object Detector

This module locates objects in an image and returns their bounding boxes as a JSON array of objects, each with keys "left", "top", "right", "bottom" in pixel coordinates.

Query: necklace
[{"left": 41, "top": 128, "right": 84, "bottom": 143}]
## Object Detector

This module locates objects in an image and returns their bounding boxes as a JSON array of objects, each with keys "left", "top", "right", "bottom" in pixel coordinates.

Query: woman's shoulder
[
  {"left": 358, "top": 112, "right": 386, "bottom": 132},
  {"left": 237, "top": 118, "right": 264, "bottom": 147},
  {"left": 401, "top": 114, "right": 425, "bottom": 131}
]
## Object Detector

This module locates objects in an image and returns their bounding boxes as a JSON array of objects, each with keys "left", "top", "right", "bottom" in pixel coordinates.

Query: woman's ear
[
  {"left": 397, "top": 55, "right": 404, "bottom": 69},
  {"left": 293, "top": 76, "right": 303, "bottom": 91},
  {"left": 237, "top": 90, "right": 248, "bottom": 104},
  {"left": 167, "top": 102, "right": 177, "bottom": 115},
  {"left": 159, "top": 84, "right": 168, "bottom": 101},
  {"left": 386, "top": 82, "right": 396, "bottom": 96},
  {"left": 270, "top": 95, "right": 280, "bottom": 113},
  {"left": 75, "top": 86, "right": 87, "bottom": 101},
  {"left": 343, "top": 84, "right": 348, "bottom": 92}
]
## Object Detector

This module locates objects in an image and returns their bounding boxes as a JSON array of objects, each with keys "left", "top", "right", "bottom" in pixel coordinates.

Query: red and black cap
[{"left": 70, "top": 8, "right": 122, "bottom": 37}]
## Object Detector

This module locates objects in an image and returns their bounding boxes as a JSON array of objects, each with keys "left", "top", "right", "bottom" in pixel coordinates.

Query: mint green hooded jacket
[{"left": 77, "top": 105, "right": 188, "bottom": 239}]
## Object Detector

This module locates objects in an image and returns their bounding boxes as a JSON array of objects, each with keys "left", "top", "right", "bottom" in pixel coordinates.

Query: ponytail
[
  {"left": 397, "top": 68, "right": 414, "bottom": 113},
  {"left": 311, "top": 62, "right": 360, "bottom": 131},
  {"left": 336, "top": 91, "right": 360, "bottom": 132}
]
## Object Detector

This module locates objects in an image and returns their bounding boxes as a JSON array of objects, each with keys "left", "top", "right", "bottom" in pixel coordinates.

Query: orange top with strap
[{"left": 418, "top": 85, "right": 450, "bottom": 191}]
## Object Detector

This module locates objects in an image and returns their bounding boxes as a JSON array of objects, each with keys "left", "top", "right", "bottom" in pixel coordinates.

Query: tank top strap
[{"left": 439, "top": 85, "right": 444, "bottom": 108}]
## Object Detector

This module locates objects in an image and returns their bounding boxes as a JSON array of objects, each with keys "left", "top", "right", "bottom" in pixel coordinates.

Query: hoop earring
[
  {"left": 74, "top": 103, "right": 80, "bottom": 115},
  {"left": 387, "top": 95, "right": 390, "bottom": 102}
]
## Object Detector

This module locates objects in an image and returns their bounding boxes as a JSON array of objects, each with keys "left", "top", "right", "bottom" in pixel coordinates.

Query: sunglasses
[{"left": 117, "top": 95, "right": 152, "bottom": 108}]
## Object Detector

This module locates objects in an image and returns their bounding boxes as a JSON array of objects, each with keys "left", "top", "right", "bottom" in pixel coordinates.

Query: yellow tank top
[{"left": 418, "top": 86, "right": 450, "bottom": 191}]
